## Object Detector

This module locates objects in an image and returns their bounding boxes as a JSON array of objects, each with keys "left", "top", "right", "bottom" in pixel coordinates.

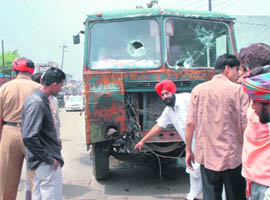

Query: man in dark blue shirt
[{"left": 22, "top": 67, "right": 65, "bottom": 200}]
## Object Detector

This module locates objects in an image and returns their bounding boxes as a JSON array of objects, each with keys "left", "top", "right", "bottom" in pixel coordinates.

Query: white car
[{"left": 65, "top": 95, "right": 84, "bottom": 111}]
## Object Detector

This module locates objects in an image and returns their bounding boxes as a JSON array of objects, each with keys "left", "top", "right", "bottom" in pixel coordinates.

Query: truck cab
[{"left": 77, "top": 8, "right": 237, "bottom": 180}]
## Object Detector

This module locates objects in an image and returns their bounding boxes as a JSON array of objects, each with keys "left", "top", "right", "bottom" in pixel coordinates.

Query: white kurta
[
  {"left": 156, "top": 93, "right": 202, "bottom": 200},
  {"left": 157, "top": 93, "right": 191, "bottom": 143}
]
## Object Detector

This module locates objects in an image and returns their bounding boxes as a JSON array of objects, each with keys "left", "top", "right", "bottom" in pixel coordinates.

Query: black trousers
[{"left": 200, "top": 165, "right": 246, "bottom": 200}]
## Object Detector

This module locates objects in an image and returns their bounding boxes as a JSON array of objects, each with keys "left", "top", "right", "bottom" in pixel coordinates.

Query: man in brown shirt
[
  {"left": 185, "top": 54, "right": 249, "bottom": 200},
  {"left": 0, "top": 58, "right": 40, "bottom": 200}
]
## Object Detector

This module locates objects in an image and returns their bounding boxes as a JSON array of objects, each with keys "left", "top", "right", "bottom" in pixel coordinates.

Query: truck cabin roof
[{"left": 85, "top": 8, "right": 235, "bottom": 23}]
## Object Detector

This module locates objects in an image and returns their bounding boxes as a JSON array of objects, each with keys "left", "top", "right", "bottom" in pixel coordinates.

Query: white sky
[{"left": 0, "top": 0, "right": 269, "bottom": 79}]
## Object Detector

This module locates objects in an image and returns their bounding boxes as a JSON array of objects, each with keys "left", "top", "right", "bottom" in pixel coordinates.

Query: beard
[
  {"left": 259, "top": 104, "right": 270, "bottom": 124},
  {"left": 163, "top": 93, "right": 176, "bottom": 108}
]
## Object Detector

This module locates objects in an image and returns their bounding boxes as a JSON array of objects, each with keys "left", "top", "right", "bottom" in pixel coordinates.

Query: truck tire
[{"left": 92, "top": 142, "right": 110, "bottom": 180}]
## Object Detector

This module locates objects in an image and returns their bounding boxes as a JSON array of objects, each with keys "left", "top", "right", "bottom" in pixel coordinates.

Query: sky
[{"left": 0, "top": 0, "right": 269, "bottom": 79}]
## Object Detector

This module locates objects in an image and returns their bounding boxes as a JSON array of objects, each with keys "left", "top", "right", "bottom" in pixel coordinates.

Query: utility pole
[
  {"left": 60, "top": 44, "right": 68, "bottom": 70},
  {"left": 208, "top": 0, "right": 212, "bottom": 11},
  {"left": 1, "top": 40, "right": 5, "bottom": 68},
  {"left": 1, "top": 40, "right": 5, "bottom": 77}
]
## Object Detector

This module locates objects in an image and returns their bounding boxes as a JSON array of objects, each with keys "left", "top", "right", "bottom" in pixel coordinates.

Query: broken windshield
[
  {"left": 165, "top": 18, "right": 232, "bottom": 69},
  {"left": 89, "top": 19, "right": 161, "bottom": 70}
]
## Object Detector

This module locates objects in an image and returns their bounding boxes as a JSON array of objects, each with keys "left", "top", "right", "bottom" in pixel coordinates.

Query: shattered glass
[
  {"left": 166, "top": 18, "right": 232, "bottom": 69},
  {"left": 127, "top": 40, "right": 147, "bottom": 57},
  {"left": 194, "top": 25, "right": 215, "bottom": 47}
]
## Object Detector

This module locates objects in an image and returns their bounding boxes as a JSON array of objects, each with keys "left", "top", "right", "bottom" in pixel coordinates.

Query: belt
[{"left": 2, "top": 121, "right": 21, "bottom": 127}]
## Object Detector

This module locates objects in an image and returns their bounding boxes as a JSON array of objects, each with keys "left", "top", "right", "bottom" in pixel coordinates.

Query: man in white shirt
[{"left": 134, "top": 79, "right": 201, "bottom": 200}]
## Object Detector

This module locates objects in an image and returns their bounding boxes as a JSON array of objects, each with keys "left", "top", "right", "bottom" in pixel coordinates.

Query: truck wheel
[{"left": 92, "top": 142, "right": 110, "bottom": 180}]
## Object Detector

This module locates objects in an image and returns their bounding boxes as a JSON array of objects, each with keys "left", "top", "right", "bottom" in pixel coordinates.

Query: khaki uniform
[{"left": 0, "top": 74, "right": 40, "bottom": 200}]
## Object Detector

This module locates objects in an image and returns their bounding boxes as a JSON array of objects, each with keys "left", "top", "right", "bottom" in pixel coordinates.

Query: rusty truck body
[
  {"left": 78, "top": 8, "right": 237, "bottom": 180},
  {"left": 0, "top": 77, "right": 14, "bottom": 87}
]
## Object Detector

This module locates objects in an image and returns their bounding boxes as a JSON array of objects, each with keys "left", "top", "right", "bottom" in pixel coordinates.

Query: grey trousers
[
  {"left": 33, "top": 164, "right": 62, "bottom": 200},
  {"left": 248, "top": 182, "right": 269, "bottom": 200}
]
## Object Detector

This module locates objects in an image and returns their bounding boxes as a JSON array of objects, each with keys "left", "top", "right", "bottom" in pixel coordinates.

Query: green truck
[{"left": 75, "top": 8, "right": 238, "bottom": 180}]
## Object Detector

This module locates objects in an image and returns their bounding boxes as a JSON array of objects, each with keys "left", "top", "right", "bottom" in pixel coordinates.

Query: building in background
[{"left": 35, "top": 61, "right": 60, "bottom": 73}]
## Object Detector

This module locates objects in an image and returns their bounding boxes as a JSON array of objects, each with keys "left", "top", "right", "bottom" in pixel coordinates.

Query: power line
[
  {"left": 173, "top": 0, "right": 196, "bottom": 9},
  {"left": 21, "top": 0, "right": 60, "bottom": 42},
  {"left": 217, "top": 0, "right": 239, "bottom": 12},
  {"left": 214, "top": 0, "right": 233, "bottom": 9},
  {"left": 182, "top": 0, "right": 202, "bottom": 9},
  {"left": 1, "top": 0, "right": 58, "bottom": 45},
  {"left": 170, "top": 0, "right": 191, "bottom": 8},
  {"left": 2, "top": 0, "right": 31, "bottom": 23},
  {"left": 235, "top": 21, "right": 270, "bottom": 27},
  {"left": 193, "top": 0, "right": 210, "bottom": 10},
  {"left": 0, "top": 1, "right": 62, "bottom": 63},
  {"left": 21, "top": 0, "right": 45, "bottom": 25},
  {"left": 245, "top": 26, "right": 270, "bottom": 46},
  {"left": 0, "top": 0, "right": 56, "bottom": 57},
  {"left": 0, "top": 3, "right": 23, "bottom": 41}
]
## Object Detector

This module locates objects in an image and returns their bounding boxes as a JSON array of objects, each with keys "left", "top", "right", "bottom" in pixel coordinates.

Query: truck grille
[{"left": 124, "top": 80, "right": 192, "bottom": 91}]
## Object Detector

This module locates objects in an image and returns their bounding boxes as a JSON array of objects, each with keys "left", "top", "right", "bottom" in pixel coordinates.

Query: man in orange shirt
[
  {"left": 241, "top": 66, "right": 270, "bottom": 200},
  {"left": 185, "top": 54, "right": 249, "bottom": 200}
]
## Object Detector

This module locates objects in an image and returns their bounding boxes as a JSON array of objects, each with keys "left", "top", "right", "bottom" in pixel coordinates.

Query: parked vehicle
[
  {"left": 65, "top": 95, "right": 84, "bottom": 111},
  {"left": 74, "top": 8, "right": 238, "bottom": 180},
  {"left": 57, "top": 92, "right": 65, "bottom": 108}
]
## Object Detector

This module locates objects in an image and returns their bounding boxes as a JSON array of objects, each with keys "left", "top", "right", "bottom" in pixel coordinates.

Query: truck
[
  {"left": 74, "top": 8, "right": 238, "bottom": 180},
  {"left": 0, "top": 77, "right": 14, "bottom": 87}
]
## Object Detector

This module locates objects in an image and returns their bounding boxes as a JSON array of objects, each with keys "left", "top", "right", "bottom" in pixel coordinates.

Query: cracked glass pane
[
  {"left": 89, "top": 19, "right": 161, "bottom": 69},
  {"left": 127, "top": 40, "right": 147, "bottom": 57},
  {"left": 166, "top": 18, "right": 232, "bottom": 69}
]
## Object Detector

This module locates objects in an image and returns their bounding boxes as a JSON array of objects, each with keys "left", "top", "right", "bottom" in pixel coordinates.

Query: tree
[
  {"left": 0, "top": 50, "right": 20, "bottom": 75},
  {"left": 136, "top": 0, "right": 158, "bottom": 9},
  {"left": 147, "top": 0, "right": 158, "bottom": 8}
]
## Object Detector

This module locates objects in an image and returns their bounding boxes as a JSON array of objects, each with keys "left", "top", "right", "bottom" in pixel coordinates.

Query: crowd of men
[
  {"left": 135, "top": 43, "right": 270, "bottom": 200},
  {"left": 0, "top": 42, "right": 269, "bottom": 200}
]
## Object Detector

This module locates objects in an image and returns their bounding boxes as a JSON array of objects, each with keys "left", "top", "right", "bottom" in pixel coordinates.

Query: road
[{"left": 17, "top": 109, "right": 195, "bottom": 200}]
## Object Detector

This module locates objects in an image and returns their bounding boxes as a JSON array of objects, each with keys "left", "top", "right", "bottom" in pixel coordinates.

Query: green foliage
[
  {"left": 0, "top": 50, "right": 20, "bottom": 75},
  {"left": 147, "top": 0, "right": 158, "bottom": 8},
  {"left": 136, "top": 0, "right": 158, "bottom": 9}
]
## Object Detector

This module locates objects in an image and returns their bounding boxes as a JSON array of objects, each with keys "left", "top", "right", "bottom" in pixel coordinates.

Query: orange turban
[{"left": 155, "top": 79, "right": 177, "bottom": 97}]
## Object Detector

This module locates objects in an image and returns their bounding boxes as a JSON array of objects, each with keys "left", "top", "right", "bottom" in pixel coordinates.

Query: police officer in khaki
[{"left": 0, "top": 58, "right": 40, "bottom": 200}]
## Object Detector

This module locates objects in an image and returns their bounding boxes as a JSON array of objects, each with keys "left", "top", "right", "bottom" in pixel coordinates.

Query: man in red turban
[
  {"left": 155, "top": 79, "right": 177, "bottom": 96},
  {"left": 134, "top": 79, "right": 203, "bottom": 200},
  {"left": 155, "top": 79, "right": 177, "bottom": 107},
  {"left": 0, "top": 57, "right": 40, "bottom": 200}
]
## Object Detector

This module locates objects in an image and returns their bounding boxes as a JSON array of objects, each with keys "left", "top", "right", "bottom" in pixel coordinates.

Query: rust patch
[{"left": 83, "top": 65, "right": 214, "bottom": 144}]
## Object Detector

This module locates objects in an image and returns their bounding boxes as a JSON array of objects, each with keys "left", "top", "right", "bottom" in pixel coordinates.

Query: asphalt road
[{"left": 17, "top": 109, "right": 194, "bottom": 200}]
